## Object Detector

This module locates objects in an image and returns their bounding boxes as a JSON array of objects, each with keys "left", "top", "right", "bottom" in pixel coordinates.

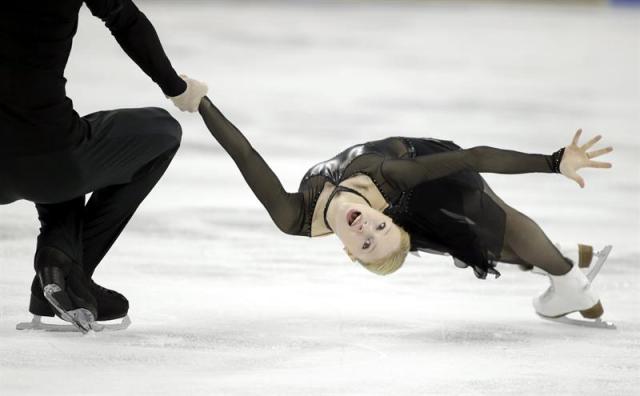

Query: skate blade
[
  {"left": 537, "top": 313, "right": 616, "bottom": 330},
  {"left": 586, "top": 245, "right": 612, "bottom": 282},
  {"left": 16, "top": 315, "right": 132, "bottom": 333},
  {"left": 43, "top": 284, "right": 96, "bottom": 334}
]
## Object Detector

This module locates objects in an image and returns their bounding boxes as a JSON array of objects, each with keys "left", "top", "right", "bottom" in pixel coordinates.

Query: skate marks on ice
[
  {"left": 410, "top": 323, "right": 534, "bottom": 345},
  {"left": 4, "top": 283, "right": 639, "bottom": 396}
]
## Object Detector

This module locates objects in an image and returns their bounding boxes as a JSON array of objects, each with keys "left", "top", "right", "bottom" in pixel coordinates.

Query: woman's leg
[
  {"left": 481, "top": 180, "right": 605, "bottom": 320},
  {"left": 482, "top": 183, "right": 572, "bottom": 275}
]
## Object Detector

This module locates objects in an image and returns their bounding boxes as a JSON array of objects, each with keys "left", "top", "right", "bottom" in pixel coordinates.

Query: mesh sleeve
[
  {"left": 198, "top": 97, "right": 306, "bottom": 235},
  {"left": 382, "top": 146, "right": 556, "bottom": 191}
]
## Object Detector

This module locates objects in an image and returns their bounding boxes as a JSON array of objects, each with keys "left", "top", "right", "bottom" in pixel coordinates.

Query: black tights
[{"left": 483, "top": 183, "right": 572, "bottom": 275}]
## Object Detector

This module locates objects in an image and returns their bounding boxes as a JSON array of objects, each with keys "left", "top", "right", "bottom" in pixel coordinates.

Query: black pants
[{"left": 0, "top": 107, "right": 181, "bottom": 276}]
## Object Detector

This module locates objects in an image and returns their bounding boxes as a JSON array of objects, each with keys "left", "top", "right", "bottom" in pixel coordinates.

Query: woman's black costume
[{"left": 199, "top": 97, "right": 571, "bottom": 279}]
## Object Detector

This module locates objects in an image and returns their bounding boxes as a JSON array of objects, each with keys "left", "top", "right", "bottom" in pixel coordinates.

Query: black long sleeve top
[
  {"left": 198, "top": 97, "right": 559, "bottom": 237},
  {"left": 0, "top": 0, "right": 186, "bottom": 156}
]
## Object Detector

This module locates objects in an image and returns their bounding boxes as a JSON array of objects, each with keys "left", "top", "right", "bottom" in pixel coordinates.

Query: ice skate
[
  {"left": 533, "top": 264, "right": 615, "bottom": 329},
  {"left": 16, "top": 314, "right": 131, "bottom": 333},
  {"left": 30, "top": 247, "right": 99, "bottom": 334},
  {"left": 537, "top": 313, "right": 615, "bottom": 329},
  {"left": 584, "top": 245, "right": 612, "bottom": 282},
  {"left": 87, "top": 280, "right": 130, "bottom": 321},
  {"left": 18, "top": 278, "right": 131, "bottom": 333},
  {"left": 21, "top": 275, "right": 131, "bottom": 334}
]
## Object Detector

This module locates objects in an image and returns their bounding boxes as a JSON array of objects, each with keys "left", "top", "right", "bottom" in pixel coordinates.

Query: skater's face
[{"left": 331, "top": 202, "right": 402, "bottom": 262}]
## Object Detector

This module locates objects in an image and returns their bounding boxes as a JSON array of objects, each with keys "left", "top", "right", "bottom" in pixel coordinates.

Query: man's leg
[
  {"left": 80, "top": 145, "right": 178, "bottom": 320},
  {"left": 78, "top": 107, "right": 181, "bottom": 320},
  {"left": 35, "top": 197, "right": 85, "bottom": 266},
  {"left": 28, "top": 107, "right": 181, "bottom": 326},
  {"left": 82, "top": 147, "right": 178, "bottom": 278},
  {"left": 30, "top": 197, "right": 99, "bottom": 331}
]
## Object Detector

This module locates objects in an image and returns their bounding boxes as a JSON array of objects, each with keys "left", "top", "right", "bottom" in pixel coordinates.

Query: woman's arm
[
  {"left": 198, "top": 97, "right": 306, "bottom": 235},
  {"left": 383, "top": 130, "right": 612, "bottom": 191}
]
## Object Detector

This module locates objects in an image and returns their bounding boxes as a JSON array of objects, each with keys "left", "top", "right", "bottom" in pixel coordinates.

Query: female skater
[{"left": 196, "top": 91, "right": 613, "bottom": 325}]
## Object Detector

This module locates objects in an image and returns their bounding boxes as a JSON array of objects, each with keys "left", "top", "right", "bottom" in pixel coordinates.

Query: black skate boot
[
  {"left": 33, "top": 247, "right": 98, "bottom": 333},
  {"left": 29, "top": 276, "right": 55, "bottom": 317},
  {"left": 88, "top": 280, "right": 129, "bottom": 321},
  {"left": 30, "top": 276, "right": 129, "bottom": 322}
]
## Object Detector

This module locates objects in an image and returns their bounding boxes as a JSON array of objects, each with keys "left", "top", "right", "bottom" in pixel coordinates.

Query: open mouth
[{"left": 347, "top": 209, "right": 362, "bottom": 227}]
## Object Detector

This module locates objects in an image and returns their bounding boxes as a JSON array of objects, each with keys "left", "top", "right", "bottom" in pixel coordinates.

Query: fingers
[
  {"left": 581, "top": 134, "right": 602, "bottom": 151},
  {"left": 588, "top": 160, "right": 612, "bottom": 169},
  {"left": 587, "top": 146, "right": 613, "bottom": 159},
  {"left": 571, "top": 173, "right": 585, "bottom": 188},
  {"left": 571, "top": 128, "right": 583, "bottom": 145}
]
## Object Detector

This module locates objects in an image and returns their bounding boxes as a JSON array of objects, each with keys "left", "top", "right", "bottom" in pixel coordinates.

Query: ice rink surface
[{"left": 1, "top": 1, "right": 639, "bottom": 395}]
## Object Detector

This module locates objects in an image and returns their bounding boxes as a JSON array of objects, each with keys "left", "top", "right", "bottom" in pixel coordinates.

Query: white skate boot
[{"left": 533, "top": 264, "right": 615, "bottom": 329}]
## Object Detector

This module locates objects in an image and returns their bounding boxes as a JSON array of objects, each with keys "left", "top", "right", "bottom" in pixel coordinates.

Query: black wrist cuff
[{"left": 551, "top": 147, "right": 565, "bottom": 173}]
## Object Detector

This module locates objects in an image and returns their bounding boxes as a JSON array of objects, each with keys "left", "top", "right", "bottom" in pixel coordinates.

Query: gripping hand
[{"left": 169, "top": 75, "right": 208, "bottom": 113}]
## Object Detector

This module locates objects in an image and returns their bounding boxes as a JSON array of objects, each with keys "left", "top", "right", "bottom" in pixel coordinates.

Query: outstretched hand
[{"left": 560, "top": 129, "right": 613, "bottom": 188}]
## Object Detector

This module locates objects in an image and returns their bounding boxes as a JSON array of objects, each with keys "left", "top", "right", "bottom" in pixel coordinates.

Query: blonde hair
[{"left": 354, "top": 226, "right": 411, "bottom": 276}]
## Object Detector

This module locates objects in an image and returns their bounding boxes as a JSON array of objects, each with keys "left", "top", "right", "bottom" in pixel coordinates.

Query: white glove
[{"left": 169, "top": 74, "right": 208, "bottom": 113}]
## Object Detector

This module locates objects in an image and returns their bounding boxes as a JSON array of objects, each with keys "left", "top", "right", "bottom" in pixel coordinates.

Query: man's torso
[{"left": 0, "top": 1, "right": 86, "bottom": 155}]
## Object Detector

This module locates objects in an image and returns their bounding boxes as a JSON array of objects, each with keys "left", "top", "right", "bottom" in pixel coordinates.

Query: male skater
[{"left": 0, "top": 0, "right": 207, "bottom": 332}]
